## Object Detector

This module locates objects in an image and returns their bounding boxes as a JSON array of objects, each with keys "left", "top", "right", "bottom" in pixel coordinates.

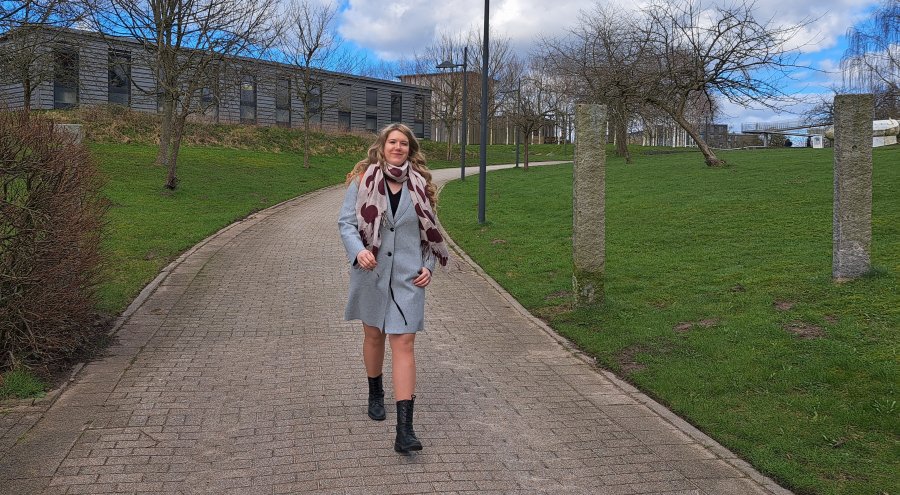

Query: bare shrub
[{"left": 0, "top": 112, "right": 108, "bottom": 373}]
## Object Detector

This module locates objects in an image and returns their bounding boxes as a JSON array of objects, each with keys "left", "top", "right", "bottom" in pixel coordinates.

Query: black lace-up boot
[
  {"left": 394, "top": 395, "right": 422, "bottom": 454},
  {"left": 367, "top": 375, "right": 386, "bottom": 421}
]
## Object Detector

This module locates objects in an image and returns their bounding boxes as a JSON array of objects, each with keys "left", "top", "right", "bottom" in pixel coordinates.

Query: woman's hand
[
  {"left": 356, "top": 250, "right": 377, "bottom": 270},
  {"left": 413, "top": 267, "right": 432, "bottom": 287}
]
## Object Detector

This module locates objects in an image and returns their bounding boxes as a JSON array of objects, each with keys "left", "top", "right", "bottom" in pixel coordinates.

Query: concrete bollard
[
  {"left": 832, "top": 94, "right": 873, "bottom": 281},
  {"left": 55, "top": 123, "right": 84, "bottom": 144},
  {"left": 573, "top": 104, "right": 607, "bottom": 306}
]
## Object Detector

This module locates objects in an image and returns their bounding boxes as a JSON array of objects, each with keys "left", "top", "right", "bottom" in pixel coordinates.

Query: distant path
[{"left": 0, "top": 161, "right": 792, "bottom": 494}]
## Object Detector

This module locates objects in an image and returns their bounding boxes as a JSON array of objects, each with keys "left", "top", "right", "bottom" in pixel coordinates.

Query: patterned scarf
[{"left": 356, "top": 161, "right": 449, "bottom": 268}]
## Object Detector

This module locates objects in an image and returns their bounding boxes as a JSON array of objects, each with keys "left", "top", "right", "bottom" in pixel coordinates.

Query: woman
[{"left": 338, "top": 123, "right": 449, "bottom": 454}]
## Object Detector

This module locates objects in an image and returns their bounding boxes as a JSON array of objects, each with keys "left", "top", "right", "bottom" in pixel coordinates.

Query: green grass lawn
[
  {"left": 438, "top": 146, "right": 899, "bottom": 495},
  {"left": 92, "top": 143, "right": 354, "bottom": 312}
]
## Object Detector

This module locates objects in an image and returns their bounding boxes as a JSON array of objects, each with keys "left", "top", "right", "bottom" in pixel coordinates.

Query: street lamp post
[
  {"left": 436, "top": 46, "right": 468, "bottom": 182},
  {"left": 478, "top": 0, "right": 489, "bottom": 224}
]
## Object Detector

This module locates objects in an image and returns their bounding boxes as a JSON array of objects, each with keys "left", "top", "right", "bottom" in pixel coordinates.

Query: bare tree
[
  {"left": 801, "top": 89, "right": 839, "bottom": 126},
  {"left": 88, "top": 0, "right": 279, "bottom": 189},
  {"left": 357, "top": 59, "right": 401, "bottom": 81},
  {"left": 467, "top": 29, "right": 519, "bottom": 144},
  {"left": 841, "top": 0, "right": 899, "bottom": 119},
  {"left": 539, "top": 4, "right": 647, "bottom": 163},
  {"left": 635, "top": 0, "right": 809, "bottom": 166},
  {"left": 508, "top": 58, "right": 560, "bottom": 170},
  {"left": 277, "top": 0, "right": 359, "bottom": 168},
  {"left": 408, "top": 33, "right": 467, "bottom": 160},
  {"left": 0, "top": 0, "right": 86, "bottom": 114}
]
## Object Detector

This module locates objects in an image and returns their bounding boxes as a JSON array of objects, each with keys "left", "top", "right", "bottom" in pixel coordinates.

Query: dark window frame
[
  {"left": 366, "top": 87, "right": 377, "bottom": 108},
  {"left": 390, "top": 92, "right": 402, "bottom": 122},
  {"left": 53, "top": 47, "right": 79, "bottom": 109},
  {"left": 338, "top": 110, "right": 351, "bottom": 131},
  {"left": 240, "top": 75, "right": 257, "bottom": 124},
  {"left": 200, "top": 86, "right": 219, "bottom": 121},
  {"left": 275, "top": 77, "right": 291, "bottom": 128},
  {"left": 108, "top": 49, "right": 131, "bottom": 106},
  {"left": 365, "top": 113, "right": 377, "bottom": 133},
  {"left": 307, "top": 82, "right": 322, "bottom": 120},
  {"left": 413, "top": 94, "right": 425, "bottom": 138}
]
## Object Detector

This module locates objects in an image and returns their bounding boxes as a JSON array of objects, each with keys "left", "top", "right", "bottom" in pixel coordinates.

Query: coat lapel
[{"left": 393, "top": 185, "right": 413, "bottom": 223}]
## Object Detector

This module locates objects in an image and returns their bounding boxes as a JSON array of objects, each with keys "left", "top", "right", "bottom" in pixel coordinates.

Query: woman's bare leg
[
  {"left": 362, "top": 323, "right": 386, "bottom": 378},
  {"left": 389, "top": 333, "right": 416, "bottom": 400}
]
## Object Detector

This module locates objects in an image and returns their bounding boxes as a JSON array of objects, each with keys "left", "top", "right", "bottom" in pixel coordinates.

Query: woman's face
[{"left": 383, "top": 130, "right": 411, "bottom": 166}]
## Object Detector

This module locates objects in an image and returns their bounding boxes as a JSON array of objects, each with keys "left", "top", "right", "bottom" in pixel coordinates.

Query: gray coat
[{"left": 338, "top": 179, "right": 436, "bottom": 333}]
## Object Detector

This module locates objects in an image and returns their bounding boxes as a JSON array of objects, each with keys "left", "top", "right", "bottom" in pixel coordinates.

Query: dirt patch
[
  {"left": 824, "top": 315, "right": 839, "bottom": 324},
  {"left": 648, "top": 299, "right": 671, "bottom": 309},
  {"left": 784, "top": 321, "right": 826, "bottom": 339},
  {"left": 616, "top": 345, "right": 648, "bottom": 374},
  {"left": 673, "top": 318, "right": 720, "bottom": 333},
  {"left": 673, "top": 322, "right": 694, "bottom": 333},
  {"left": 730, "top": 284, "right": 746, "bottom": 292},
  {"left": 491, "top": 239, "right": 507, "bottom": 244},
  {"left": 774, "top": 300, "right": 796, "bottom": 311}
]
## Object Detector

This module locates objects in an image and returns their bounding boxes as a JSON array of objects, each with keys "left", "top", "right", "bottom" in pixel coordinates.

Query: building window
[
  {"left": 53, "top": 48, "right": 78, "bottom": 109},
  {"left": 307, "top": 82, "right": 321, "bottom": 119},
  {"left": 413, "top": 94, "right": 425, "bottom": 138},
  {"left": 390, "top": 92, "right": 402, "bottom": 122},
  {"left": 337, "top": 83, "right": 351, "bottom": 131},
  {"left": 338, "top": 111, "right": 351, "bottom": 131},
  {"left": 240, "top": 75, "right": 256, "bottom": 124},
  {"left": 276, "top": 78, "right": 291, "bottom": 127},
  {"left": 365, "top": 114, "right": 377, "bottom": 133},
  {"left": 366, "top": 87, "right": 377, "bottom": 108},
  {"left": 201, "top": 86, "right": 218, "bottom": 121},
  {"left": 108, "top": 50, "right": 130, "bottom": 106}
]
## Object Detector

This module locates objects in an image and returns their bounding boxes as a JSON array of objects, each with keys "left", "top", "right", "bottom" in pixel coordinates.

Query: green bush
[{"left": 0, "top": 112, "right": 108, "bottom": 374}]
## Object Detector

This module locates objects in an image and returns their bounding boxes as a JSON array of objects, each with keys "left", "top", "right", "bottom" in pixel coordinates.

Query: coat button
[
  {"left": 390, "top": 228, "right": 394, "bottom": 232},
  {"left": 387, "top": 252, "right": 392, "bottom": 257}
]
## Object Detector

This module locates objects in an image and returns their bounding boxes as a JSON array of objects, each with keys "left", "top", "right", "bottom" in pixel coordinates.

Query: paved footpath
[{"left": 0, "top": 163, "right": 793, "bottom": 495}]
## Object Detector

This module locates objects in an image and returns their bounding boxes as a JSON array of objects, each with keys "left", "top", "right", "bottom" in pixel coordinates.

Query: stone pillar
[
  {"left": 832, "top": 94, "right": 873, "bottom": 281},
  {"left": 573, "top": 104, "right": 607, "bottom": 306}
]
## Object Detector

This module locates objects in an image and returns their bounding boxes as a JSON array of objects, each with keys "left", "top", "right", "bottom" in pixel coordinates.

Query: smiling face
[{"left": 383, "top": 130, "right": 410, "bottom": 166}]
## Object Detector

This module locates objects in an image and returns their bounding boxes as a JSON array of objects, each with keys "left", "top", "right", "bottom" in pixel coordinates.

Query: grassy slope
[
  {"left": 93, "top": 144, "right": 354, "bottom": 312},
  {"left": 437, "top": 147, "right": 899, "bottom": 495}
]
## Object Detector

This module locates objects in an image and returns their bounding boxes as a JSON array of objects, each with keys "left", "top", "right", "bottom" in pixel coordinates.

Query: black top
[{"left": 387, "top": 182, "right": 401, "bottom": 215}]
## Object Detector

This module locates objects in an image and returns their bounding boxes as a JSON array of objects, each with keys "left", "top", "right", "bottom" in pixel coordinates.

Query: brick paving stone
[{"left": 0, "top": 163, "right": 793, "bottom": 494}]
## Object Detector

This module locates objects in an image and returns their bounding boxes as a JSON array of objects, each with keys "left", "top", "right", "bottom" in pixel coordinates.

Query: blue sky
[{"left": 324, "top": 0, "right": 884, "bottom": 131}]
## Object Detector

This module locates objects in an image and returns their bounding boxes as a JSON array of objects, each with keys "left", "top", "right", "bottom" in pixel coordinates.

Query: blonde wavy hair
[{"left": 345, "top": 123, "right": 437, "bottom": 205}]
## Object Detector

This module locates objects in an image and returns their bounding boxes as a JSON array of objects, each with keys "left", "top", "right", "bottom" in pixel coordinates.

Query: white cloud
[
  {"left": 338, "top": 0, "right": 881, "bottom": 61},
  {"left": 338, "top": 0, "right": 883, "bottom": 125}
]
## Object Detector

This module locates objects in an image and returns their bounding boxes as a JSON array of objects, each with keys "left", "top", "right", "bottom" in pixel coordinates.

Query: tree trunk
[
  {"left": 446, "top": 128, "right": 452, "bottom": 160},
  {"left": 303, "top": 113, "right": 311, "bottom": 169},
  {"left": 164, "top": 115, "right": 186, "bottom": 189},
  {"left": 157, "top": 98, "right": 175, "bottom": 167},
  {"left": 672, "top": 113, "right": 725, "bottom": 167},
  {"left": 613, "top": 100, "right": 631, "bottom": 164},
  {"left": 615, "top": 119, "right": 631, "bottom": 164}
]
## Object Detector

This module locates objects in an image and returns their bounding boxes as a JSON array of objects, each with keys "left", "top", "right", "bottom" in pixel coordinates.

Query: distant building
[
  {"left": 398, "top": 71, "right": 557, "bottom": 146},
  {"left": 640, "top": 123, "right": 731, "bottom": 148},
  {"left": 0, "top": 28, "right": 432, "bottom": 138}
]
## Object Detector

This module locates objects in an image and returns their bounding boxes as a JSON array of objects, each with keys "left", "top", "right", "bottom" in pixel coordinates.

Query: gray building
[{"left": 0, "top": 28, "right": 432, "bottom": 138}]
